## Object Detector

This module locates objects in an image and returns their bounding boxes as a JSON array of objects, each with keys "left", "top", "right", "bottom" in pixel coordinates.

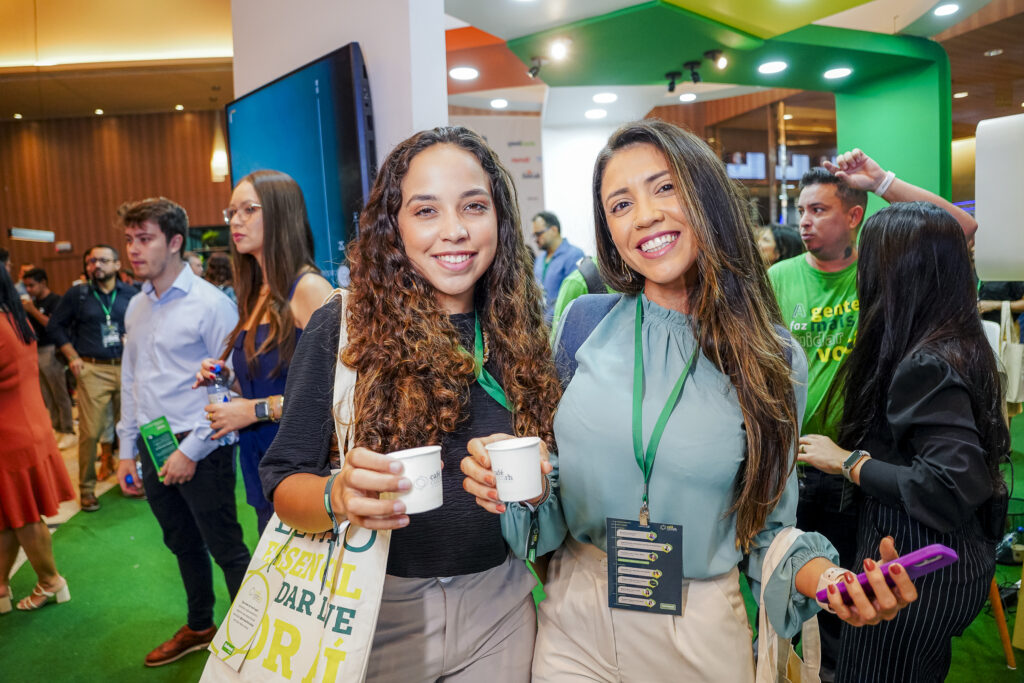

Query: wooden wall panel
[
  {"left": 647, "top": 88, "right": 801, "bottom": 136},
  {"left": 0, "top": 111, "right": 230, "bottom": 290}
]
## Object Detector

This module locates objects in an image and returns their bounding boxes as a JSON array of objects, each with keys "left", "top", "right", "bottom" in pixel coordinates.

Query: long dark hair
[
  {"left": 0, "top": 266, "right": 35, "bottom": 344},
  {"left": 342, "top": 126, "right": 561, "bottom": 452},
  {"left": 836, "top": 202, "right": 1007, "bottom": 489},
  {"left": 592, "top": 120, "right": 797, "bottom": 551},
  {"left": 224, "top": 169, "right": 319, "bottom": 376},
  {"left": 770, "top": 225, "right": 805, "bottom": 262}
]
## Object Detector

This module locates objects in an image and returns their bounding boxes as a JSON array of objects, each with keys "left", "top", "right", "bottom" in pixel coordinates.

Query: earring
[{"left": 618, "top": 258, "right": 634, "bottom": 281}]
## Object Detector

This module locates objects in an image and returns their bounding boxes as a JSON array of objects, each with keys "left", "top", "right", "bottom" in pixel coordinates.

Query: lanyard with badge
[
  {"left": 93, "top": 287, "right": 121, "bottom": 348},
  {"left": 606, "top": 297, "right": 696, "bottom": 616}
]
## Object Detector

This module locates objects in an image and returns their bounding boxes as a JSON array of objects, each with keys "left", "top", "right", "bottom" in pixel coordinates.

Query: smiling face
[
  {"left": 796, "top": 183, "right": 862, "bottom": 261},
  {"left": 227, "top": 180, "right": 265, "bottom": 260},
  {"left": 397, "top": 143, "right": 499, "bottom": 314},
  {"left": 600, "top": 143, "right": 699, "bottom": 311}
]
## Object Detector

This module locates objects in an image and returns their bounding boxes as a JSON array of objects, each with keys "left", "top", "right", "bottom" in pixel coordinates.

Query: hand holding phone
[{"left": 817, "top": 543, "right": 957, "bottom": 605}]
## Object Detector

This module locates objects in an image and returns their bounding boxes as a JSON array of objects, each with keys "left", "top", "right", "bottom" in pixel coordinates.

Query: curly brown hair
[
  {"left": 342, "top": 126, "right": 561, "bottom": 453},
  {"left": 593, "top": 120, "right": 798, "bottom": 552}
]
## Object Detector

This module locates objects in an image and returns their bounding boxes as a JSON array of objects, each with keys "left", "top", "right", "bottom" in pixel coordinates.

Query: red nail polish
[
  {"left": 844, "top": 572, "right": 856, "bottom": 584},
  {"left": 864, "top": 558, "right": 876, "bottom": 571},
  {"left": 828, "top": 584, "right": 837, "bottom": 595},
  {"left": 890, "top": 564, "right": 902, "bottom": 575},
  {"left": 497, "top": 505, "right": 506, "bottom": 513}
]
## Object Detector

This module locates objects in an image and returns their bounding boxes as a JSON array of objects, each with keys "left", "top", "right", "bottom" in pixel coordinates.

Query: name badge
[
  {"left": 100, "top": 321, "right": 121, "bottom": 348},
  {"left": 606, "top": 517, "right": 684, "bottom": 616}
]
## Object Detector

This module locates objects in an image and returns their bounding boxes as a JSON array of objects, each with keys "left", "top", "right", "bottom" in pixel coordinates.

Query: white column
[{"left": 231, "top": 0, "right": 448, "bottom": 163}]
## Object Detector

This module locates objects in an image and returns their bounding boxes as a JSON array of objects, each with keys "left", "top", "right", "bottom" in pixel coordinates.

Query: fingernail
[
  {"left": 844, "top": 572, "right": 856, "bottom": 584},
  {"left": 389, "top": 461, "right": 403, "bottom": 474},
  {"left": 392, "top": 501, "right": 406, "bottom": 514},
  {"left": 488, "top": 491, "right": 499, "bottom": 501},
  {"left": 863, "top": 558, "right": 876, "bottom": 571},
  {"left": 828, "top": 584, "right": 837, "bottom": 595},
  {"left": 486, "top": 475, "right": 496, "bottom": 487},
  {"left": 890, "top": 564, "right": 902, "bottom": 575},
  {"left": 497, "top": 504, "right": 506, "bottom": 513},
  {"left": 396, "top": 516, "right": 409, "bottom": 527},
  {"left": 397, "top": 478, "right": 411, "bottom": 491}
]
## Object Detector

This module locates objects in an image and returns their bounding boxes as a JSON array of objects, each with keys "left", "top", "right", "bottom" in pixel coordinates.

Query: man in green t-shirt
[{"left": 768, "top": 149, "right": 977, "bottom": 680}]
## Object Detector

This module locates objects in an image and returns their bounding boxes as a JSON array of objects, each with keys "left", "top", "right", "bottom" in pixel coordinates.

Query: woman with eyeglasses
[{"left": 194, "top": 170, "right": 333, "bottom": 533}]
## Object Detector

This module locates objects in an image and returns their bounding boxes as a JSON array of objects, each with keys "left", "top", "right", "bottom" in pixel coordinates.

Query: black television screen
[{"left": 226, "top": 42, "right": 376, "bottom": 284}]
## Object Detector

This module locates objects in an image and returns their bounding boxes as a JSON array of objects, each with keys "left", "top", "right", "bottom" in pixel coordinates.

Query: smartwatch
[
  {"left": 254, "top": 400, "right": 272, "bottom": 422},
  {"left": 842, "top": 449, "right": 869, "bottom": 482}
]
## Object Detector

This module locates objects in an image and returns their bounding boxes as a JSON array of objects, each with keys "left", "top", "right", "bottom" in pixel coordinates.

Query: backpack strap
[
  {"left": 553, "top": 293, "right": 622, "bottom": 387},
  {"left": 575, "top": 257, "right": 606, "bottom": 295}
]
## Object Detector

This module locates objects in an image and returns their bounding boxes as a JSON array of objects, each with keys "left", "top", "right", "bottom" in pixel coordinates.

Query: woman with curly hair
[
  {"left": 463, "top": 120, "right": 919, "bottom": 680},
  {"left": 258, "top": 126, "right": 561, "bottom": 681}
]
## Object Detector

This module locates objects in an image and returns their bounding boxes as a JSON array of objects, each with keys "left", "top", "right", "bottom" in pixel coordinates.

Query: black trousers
[
  {"left": 796, "top": 468, "right": 860, "bottom": 677},
  {"left": 139, "top": 439, "right": 251, "bottom": 631}
]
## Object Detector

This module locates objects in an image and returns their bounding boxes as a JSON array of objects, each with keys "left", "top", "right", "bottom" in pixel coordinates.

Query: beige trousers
[
  {"left": 533, "top": 537, "right": 755, "bottom": 682},
  {"left": 76, "top": 361, "right": 121, "bottom": 495}
]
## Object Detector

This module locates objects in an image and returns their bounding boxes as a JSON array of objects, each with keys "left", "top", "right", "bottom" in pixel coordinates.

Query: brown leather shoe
[
  {"left": 80, "top": 493, "right": 100, "bottom": 512},
  {"left": 144, "top": 624, "right": 216, "bottom": 667}
]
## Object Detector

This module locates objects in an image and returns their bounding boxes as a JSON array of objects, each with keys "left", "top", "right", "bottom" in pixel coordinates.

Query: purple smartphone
[{"left": 815, "top": 543, "right": 958, "bottom": 605}]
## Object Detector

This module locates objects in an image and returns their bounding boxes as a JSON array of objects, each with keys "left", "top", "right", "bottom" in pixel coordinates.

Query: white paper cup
[
  {"left": 485, "top": 436, "right": 543, "bottom": 502},
  {"left": 390, "top": 445, "right": 443, "bottom": 514}
]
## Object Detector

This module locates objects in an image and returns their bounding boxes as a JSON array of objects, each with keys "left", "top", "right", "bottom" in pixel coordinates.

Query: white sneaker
[{"left": 57, "top": 433, "right": 78, "bottom": 450}]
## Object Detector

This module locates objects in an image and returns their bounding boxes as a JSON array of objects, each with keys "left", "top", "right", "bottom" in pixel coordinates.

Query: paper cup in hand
[
  {"left": 485, "top": 436, "right": 544, "bottom": 502},
  {"left": 390, "top": 446, "right": 443, "bottom": 514}
]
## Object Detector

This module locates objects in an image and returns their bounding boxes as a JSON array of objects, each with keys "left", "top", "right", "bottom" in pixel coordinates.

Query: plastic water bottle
[
  {"left": 125, "top": 460, "right": 144, "bottom": 488},
  {"left": 206, "top": 363, "right": 239, "bottom": 446}
]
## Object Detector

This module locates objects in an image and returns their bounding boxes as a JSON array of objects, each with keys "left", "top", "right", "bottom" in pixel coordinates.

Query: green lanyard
[
  {"left": 632, "top": 297, "right": 699, "bottom": 525},
  {"left": 463, "top": 312, "right": 511, "bottom": 412},
  {"left": 92, "top": 287, "right": 117, "bottom": 323}
]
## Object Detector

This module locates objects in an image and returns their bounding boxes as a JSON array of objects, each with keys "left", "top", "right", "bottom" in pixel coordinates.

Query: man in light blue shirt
[
  {"left": 532, "top": 211, "right": 584, "bottom": 323},
  {"left": 114, "top": 197, "right": 250, "bottom": 668}
]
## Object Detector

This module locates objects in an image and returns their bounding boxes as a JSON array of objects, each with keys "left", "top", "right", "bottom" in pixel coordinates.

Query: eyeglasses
[
  {"left": 223, "top": 203, "right": 262, "bottom": 224},
  {"left": 532, "top": 225, "right": 551, "bottom": 238},
  {"left": 86, "top": 257, "right": 114, "bottom": 265}
]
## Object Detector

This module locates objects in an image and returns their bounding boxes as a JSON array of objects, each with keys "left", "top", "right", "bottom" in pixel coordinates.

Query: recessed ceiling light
[
  {"left": 174, "top": 104, "right": 184, "bottom": 111},
  {"left": 13, "top": 113, "right": 22, "bottom": 119},
  {"left": 490, "top": 98, "right": 508, "bottom": 109},
  {"left": 984, "top": 49, "right": 1003, "bottom": 57},
  {"left": 584, "top": 109, "right": 607, "bottom": 120},
  {"left": 783, "top": 114, "right": 794, "bottom": 120},
  {"left": 758, "top": 61, "right": 788, "bottom": 74},
  {"left": 934, "top": 3, "right": 959, "bottom": 17},
  {"left": 549, "top": 39, "right": 570, "bottom": 61},
  {"left": 593, "top": 92, "right": 617, "bottom": 104},
  {"left": 953, "top": 91, "right": 968, "bottom": 99},
  {"left": 448, "top": 67, "right": 478, "bottom": 81},
  {"left": 94, "top": 108, "right": 104, "bottom": 115},
  {"left": 823, "top": 67, "right": 852, "bottom": 79},
  {"left": 678, "top": 93, "right": 697, "bottom": 102}
]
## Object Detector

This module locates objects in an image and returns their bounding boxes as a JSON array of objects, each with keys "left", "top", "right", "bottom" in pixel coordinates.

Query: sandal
[{"left": 16, "top": 578, "right": 70, "bottom": 611}]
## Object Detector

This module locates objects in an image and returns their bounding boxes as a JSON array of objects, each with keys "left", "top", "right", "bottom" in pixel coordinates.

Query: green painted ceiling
[
  {"left": 662, "top": 0, "right": 871, "bottom": 39},
  {"left": 506, "top": 1, "right": 944, "bottom": 94}
]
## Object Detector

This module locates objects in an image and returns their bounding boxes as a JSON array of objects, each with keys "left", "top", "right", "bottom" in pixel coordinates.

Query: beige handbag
[
  {"left": 1000, "top": 301, "right": 1024, "bottom": 403},
  {"left": 756, "top": 527, "right": 821, "bottom": 683}
]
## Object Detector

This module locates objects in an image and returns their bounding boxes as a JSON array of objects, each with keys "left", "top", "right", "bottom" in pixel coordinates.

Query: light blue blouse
[{"left": 502, "top": 294, "right": 838, "bottom": 637}]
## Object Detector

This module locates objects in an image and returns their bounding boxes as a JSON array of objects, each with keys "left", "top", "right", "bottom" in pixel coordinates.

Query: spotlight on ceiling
[
  {"left": 758, "top": 61, "right": 788, "bottom": 75},
  {"left": 934, "top": 3, "right": 959, "bottom": 17},
  {"left": 13, "top": 113, "right": 23, "bottom": 120},
  {"left": 679, "top": 93, "right": 697, "bottom": 103},
  {"left": 593, "top": 92, "right": 618, "bottom": 104},
  {"left": 684, "top": 61, "right": 702, "bottom": 84},
  {"left": 449, "top": 66, "right": 479, "bottom": 81},
  {"left": 490, "top": 98, "right": 509, "bottom": 109},
  {"left": 549, "top": 39, "right": 570, "bottom": 61},
  {"left": 984, "top": 49, "right": 1003, "bottom": 57},
  {"left": 94, "top": 108, "right": 104, "bottom": 115},
  {"left": 174, "top": 104, "right": 184, "bottom": 111},
  {"left": 783, "top": 114, "right": 794, "bottom": 120},
  {"left": 704, "top": 50, "right": 727, "bottom": 70},
  {"left": 666, "top": 71, "right": 682, "bottom": 93},
  {"left": 953, "top": 91, "right": 968, "bottom": 99},
  {"left": 585, "top": 109, "right": 607, "bottom": 120},
  {"left": 527, "top": 57, "right": 543, "bottom": 79},
  {"left": 823, "top": 67, "right": 852, "bottom": 79}
]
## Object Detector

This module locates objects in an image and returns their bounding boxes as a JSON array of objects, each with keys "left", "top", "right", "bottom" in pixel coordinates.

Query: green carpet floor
[{"left": 5, "top": 422, "right": 1024, "bottom": 682}]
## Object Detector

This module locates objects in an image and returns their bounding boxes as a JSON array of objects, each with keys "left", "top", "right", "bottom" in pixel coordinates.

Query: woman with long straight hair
[
  {"left": 258, "top": 126, "right": 562, "bottom": 681},
  {"left": 195, "top": 170, "right": 333, "bottom": 533},
  {"left": 799, "top": 201, "right": 1006, "bottom": 682},
  {"left": 463, "top": 119, "right": 919, "bottom": 680},
  {"left": 0, "top": 265, "right": 75, "bottom": 613}
]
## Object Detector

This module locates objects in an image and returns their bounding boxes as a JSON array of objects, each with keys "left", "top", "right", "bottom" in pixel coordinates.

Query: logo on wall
[
  {"left": 522, "top": 170, "right": 541, "bottom": 179},
  {"left": 510, "top": 157, "right": 531, "bottom": 163},
  {"left": 508, "top": 140, "right": 537, "bottom": 147}
]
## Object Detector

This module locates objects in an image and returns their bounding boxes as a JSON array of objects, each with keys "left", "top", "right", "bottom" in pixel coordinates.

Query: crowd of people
[{"left": 0, "top": 119, "right": 1014, "bottom": 683}]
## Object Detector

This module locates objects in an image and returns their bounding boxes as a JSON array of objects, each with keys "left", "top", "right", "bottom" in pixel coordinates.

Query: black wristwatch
[
  {"left": 254, "top": 400, "right": 271, "bottom": 422},
  {"left": 842, "top": 449, "right": 869, "bottom": 482}
]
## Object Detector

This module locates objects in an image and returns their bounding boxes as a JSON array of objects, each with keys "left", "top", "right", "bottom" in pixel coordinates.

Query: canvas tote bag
[
  {"left": 1000, "top": 300, "right": 1024, "bottom": 403},
  {"left": 755, "top": 527, "right": 821, "bottom": 683},
  {"left": 203, "top": 289, "right": 391, "bottom": 683}
]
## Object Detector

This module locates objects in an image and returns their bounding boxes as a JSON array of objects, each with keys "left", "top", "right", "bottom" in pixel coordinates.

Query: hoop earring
[{"left": 618, "top": 258, "right": 634, "bottom": 281}]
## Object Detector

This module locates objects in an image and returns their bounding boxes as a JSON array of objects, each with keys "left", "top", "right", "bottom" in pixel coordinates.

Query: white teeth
[
  {"left": 640, "top": 234, "right": 678, "bottom": 252},
  {"left": 437, "top": 254, "right": 471, "bottom": 264}
]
